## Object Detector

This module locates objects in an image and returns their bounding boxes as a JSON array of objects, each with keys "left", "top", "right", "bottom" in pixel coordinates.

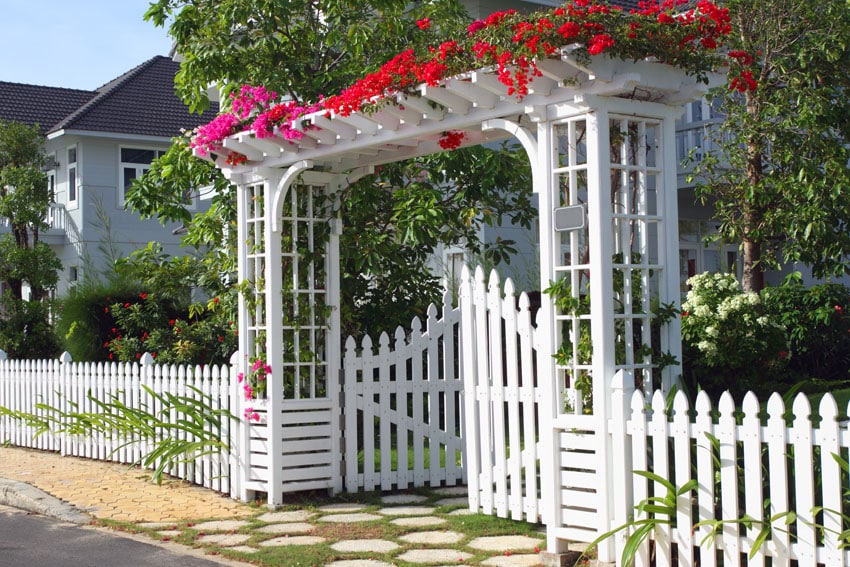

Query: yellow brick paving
[{"left": 0, "top": 446, "right": 254, "bottom": 522}]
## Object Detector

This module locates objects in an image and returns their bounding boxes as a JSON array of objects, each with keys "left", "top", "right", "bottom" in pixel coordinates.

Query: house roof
[
  {"left": 0, "top": 83, "right": 95, "bottom": 136},
  {"left": 0, "top": 56, "right": 218, "bottom": 139}
]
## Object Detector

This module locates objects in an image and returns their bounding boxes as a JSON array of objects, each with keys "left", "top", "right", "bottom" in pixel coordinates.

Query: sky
[{"left": 1, "top": 0, "right": 174, "bottom": 90}]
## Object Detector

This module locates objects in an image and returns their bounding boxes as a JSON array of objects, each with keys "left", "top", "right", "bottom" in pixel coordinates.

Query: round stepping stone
[
  {"left": 228, "top": 546, "right": 259, "bottom": 554},
  {"left": 433, "top": 486, "right": 468, "bottom": 496},
  {"left": 256, "top": 522, "right": 314, "bottom": 534},
  {"left": 381, "top": 493, "right": 428, "bottom": 504},
  {"left": 192, "top": 519, "right": 252, "bottom": 531},
  {"left": 331, "top": 539, "right": 400, "bottom": 553},
  {"left": 482, "top": 554, "right": 543, "bottom": 566},
  {"left": 197, "top": 533, "right": 252, "bottom": 546},
  {"left": 449, "top": 508, "right": 476, "bottom": 516},
  {"left": 390, "top": 516, "right": 447, "bottom": 527},
  {"left": 318, "top": 512, "right": 383, "bottom": 523},
  {"left": 326, "top": 561, "right": 395, "bottom": 567},
  {"left": 397, "top": 549, "right": 473, "bottom": 564},
  {"left": 399, "top": 531, "right": 464, "bottom": 545},
  {"left": 435, "top": 497, "right": 468, "bottom": 507},
  {"left": 258, "top": 535, "right": 327, "bottom": 547},
  {"left": 318, "top": 503, "right": 366, "bottom": 512},
  {"left": 156, "top": 529, "right": 183, "bottom": 538},
  {"left": 138, "top": 522, "right": 175, "bottom": 529},
  {"left": 257, "top": 510, "right": 314, "bottom": 523},
  {"left": 468, "top": 535, "right": 544, "bottom": 552},
  {"left": 377, "top": 506, "right": 435, "bottom": 516}
]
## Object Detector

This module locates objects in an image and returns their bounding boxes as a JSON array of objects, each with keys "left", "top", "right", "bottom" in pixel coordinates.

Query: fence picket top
[
  {"left": 717, "top": 391, "right": 736, "bottom": 420},
  {"left": 629, "top": 389, "right": 646, "bottom": 419},
  {"left": 361, "top": 334, "right": 374, "bottom": 355},
  {"left": 503, "top": 276, "right": 515, "bottom": 299},
  {"left": 792, "top": 392, "right": 812, "bottom": 422},
  {"left": 410, "top": 316, "right": 422, "bottom": 336},
  {"left": 670, "top": 391, "right": 689, "bottom": 435},
  {"left": 344, "top": 335, "right": 357, "bottom": 353},
  {"left": 394, "top": 327, "right": 406, "bottom": 350},
  {"left": 378, "top": 332, "right": 391, "bottom": 352},
  {"left": 815, "top": 391, "right": 842, "bottom": 425}
]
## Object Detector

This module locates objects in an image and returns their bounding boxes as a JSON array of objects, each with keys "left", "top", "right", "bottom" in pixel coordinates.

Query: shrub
[
  {"left": 681, "top": 272, "right": 790, "bottom": 399},
  {"left": 760, "top": 275, "right": 850, "bottom": 386}
]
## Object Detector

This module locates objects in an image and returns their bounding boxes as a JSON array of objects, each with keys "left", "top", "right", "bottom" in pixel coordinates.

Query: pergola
[{"left": 206, "top": 51, "right": 720, "bottom": 560}]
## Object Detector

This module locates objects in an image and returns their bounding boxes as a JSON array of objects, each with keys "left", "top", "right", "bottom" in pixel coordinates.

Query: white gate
[{"left": 342, "top": 295, "right": 464, "bottom": 492}]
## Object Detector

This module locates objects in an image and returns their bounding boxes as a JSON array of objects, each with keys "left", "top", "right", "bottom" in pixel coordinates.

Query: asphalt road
[{"left": 0, "top": 504, "right": 242, "bottom": 567}]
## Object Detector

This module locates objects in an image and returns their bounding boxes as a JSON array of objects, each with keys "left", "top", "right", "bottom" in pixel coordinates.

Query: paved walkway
[{"left": 0, "top": 447, "right": 555, "bottom": 566}]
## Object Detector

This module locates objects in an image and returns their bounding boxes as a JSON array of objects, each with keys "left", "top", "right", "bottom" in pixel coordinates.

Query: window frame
[{"left": 67, "top": 145, "right": 78, "bottom": 209}]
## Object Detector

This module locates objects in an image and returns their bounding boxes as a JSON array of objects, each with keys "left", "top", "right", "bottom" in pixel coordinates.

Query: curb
[{"left": 0, "top": 477, "right": 91, "bottom": 524}]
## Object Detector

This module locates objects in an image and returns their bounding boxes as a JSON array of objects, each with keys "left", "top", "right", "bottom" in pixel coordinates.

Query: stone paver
[
  {"left": 377, "top": 505, "right": 435, "bottom": 516},
  {"left": 331, "top": 539, "right": 400, "bottom": 553},
  {"left": 156, "top": 529, "right": 184, "bottom": 538},
  {"left": 192, "top": 519, "right": 252, "bottom": 531},
  {"left": 318, "top": 512, "right": 383, "bottom": 523},
  {"left": 390, "top": 516, "right": 447, "bottom": 527},
  {"left": 399, "top": 530, "right": 464, "bottom": 545},
  {"left": 257, "top": 535, "right": 327, "bottom": 547},
  {"left": 468, "top": 535, "right": 544, "bottom": 552},
  {"left": 196, "top": 533, "right": 253, "bottom": 546},
  {"left": 398, "top": 549, "right": 473, "bottom": 563},
  {"left": 449, "top": 508, "right": 476, "bottom": 516},
  {"left": 256, "top": 521, "right": 314, "bottom": 534},
  {"left": 326, "top": 561, "right": 395, "bottom": 567},
  {"left": 257, "top": 510, "right": 314, "bottom": 522},
  {"left": 482, "top": 554, "right": 543, "bottom": 566},
  {"left": 318, "top": 503, "right": 366, "bottom": 512},
  {"left": 228, "top": 545, "right": 259, "bottom": 554}
]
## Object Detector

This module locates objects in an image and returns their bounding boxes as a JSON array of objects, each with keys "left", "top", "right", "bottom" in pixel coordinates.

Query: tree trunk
[{"left": 741, "top": 90, "right": 765, "bottom": 292}]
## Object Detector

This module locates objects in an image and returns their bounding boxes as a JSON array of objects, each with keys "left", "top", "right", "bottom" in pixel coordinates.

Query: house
[{"left": 0, "top": 55, "right": 218, "bottom": 298}]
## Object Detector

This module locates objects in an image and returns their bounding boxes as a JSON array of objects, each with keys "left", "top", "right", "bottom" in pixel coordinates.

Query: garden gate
[{"left": 208, "top": 49, "right": 719, "bottom": 562}]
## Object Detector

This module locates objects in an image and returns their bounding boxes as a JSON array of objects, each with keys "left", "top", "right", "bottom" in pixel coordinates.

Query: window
[
  {"left": 119, "top": 147, "right": 174, "bottom": 208},
  {"left": 67, "top": 146, "right": 78, "bottom": 207}
]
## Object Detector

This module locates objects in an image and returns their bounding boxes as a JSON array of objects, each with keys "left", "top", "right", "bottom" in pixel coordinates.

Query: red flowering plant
[
  {"left": 192, "top": 0, "right": 749, "bottom": 158},
  {"left": 106, "top": 292, "right": 237, "bottom": 366}
]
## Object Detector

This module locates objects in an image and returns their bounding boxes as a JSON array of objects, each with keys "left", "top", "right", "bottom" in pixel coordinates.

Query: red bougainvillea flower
[
  {"left": 417, "top": 18, "right": 431, "bottom": 30},
  {"left": 438, "top": 130, "right": 466, "bottom": 150}
]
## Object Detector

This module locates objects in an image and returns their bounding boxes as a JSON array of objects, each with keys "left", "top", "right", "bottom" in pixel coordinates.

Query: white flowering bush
[{"left": 681, "top": 272, "right": 789, "bottom": 397}]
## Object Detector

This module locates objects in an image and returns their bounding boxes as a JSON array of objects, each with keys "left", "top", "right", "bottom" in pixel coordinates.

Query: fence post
[
  {"left": 228, "top": 350, "right": 243, "bottom": 500},
  {"left": 609, "top": 369, "right": 635, "bottom": 565},
  {"left": 58, "top": 351, "right": 72, "bottom": 456}
]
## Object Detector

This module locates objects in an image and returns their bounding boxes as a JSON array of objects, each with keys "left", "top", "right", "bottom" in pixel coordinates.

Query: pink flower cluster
[{"left": 237, "top": 358, "right": 271, "bottom": 408}]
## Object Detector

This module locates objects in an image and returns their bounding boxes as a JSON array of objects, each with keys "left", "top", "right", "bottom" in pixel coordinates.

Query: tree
[
  {"left": 134, "top": 0, "right": 534, "bottom": 337},
  {"left": 0, "top": 120, "right": 61, "bottom": 357},
  {"left": 691, "top": 0, "right": 850, "bottom": 291}
]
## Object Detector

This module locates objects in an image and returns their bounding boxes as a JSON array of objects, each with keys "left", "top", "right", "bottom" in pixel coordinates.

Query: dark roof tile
[
  {"left": 0, "top": 83, "right": 95, "bottom": 135},
  {"left": 0, "top": 56, "right": 218, "bottom": 138}
]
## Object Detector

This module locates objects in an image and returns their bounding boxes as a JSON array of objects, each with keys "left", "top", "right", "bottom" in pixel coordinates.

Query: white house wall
[{"left": 43, "top": 134, "right": 203, "bottom": 295}]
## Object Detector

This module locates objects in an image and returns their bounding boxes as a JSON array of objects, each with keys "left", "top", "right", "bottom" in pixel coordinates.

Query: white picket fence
[
  {"left": 613, "top": 384, "right": 850, "bottom": 567},
  {"left": 342, "top": 294, "right": 466, "bottom": 492},
  {"left": 0, "top": 351, "right": 236, "bottom": 495}
]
